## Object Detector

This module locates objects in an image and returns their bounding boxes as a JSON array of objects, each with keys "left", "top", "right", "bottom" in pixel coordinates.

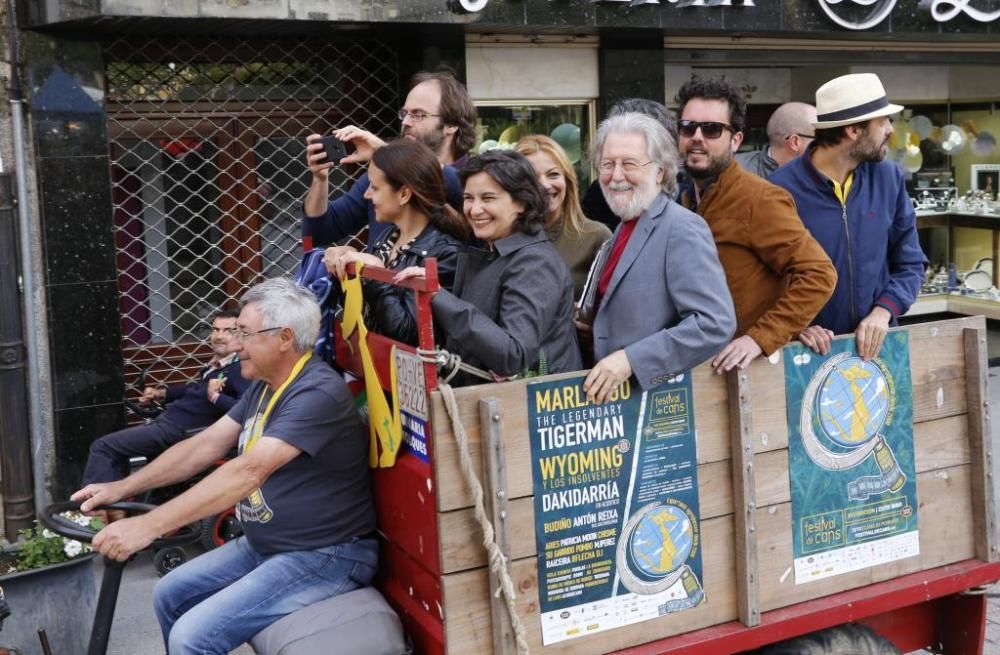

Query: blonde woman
[{"left": 516, "top": 135, "right": 612, "bottom": 296}]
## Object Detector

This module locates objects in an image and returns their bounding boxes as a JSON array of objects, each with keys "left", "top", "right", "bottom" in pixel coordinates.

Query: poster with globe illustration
[
  {"left": 784, "top": 331, "right": 919, "bottom": 583},
  {"left": 527, "top": 374, "right": 704, "bottom": 645}
]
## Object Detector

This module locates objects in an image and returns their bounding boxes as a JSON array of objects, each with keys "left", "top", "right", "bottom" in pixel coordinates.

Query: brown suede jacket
[{"left": 680, "top": 159, "right": 837, "bottom": 355}]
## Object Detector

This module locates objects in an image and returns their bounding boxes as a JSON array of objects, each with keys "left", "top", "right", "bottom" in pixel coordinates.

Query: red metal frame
[
  {"left": 613, "top": 560, "right": 1000, "bottom": 655},
  {"left": 331, "top": 259, "right": 446, "bottom": 654},
  {"left": 325, "top": 258, "right": 1000, "bottom": 655}
]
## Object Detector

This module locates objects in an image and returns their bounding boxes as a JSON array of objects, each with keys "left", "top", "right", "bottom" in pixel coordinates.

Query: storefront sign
[
  {"left": 456, "top": 0, "right": 996, "bottom": 27},
  {"left": 453, "top": 0, "right": 755, "bottom": 12},
  {"left": 783, "top": 333, "right": 919, "bottom": 583},
  {"left": 527, "top": 374, "right": 704, "bottom": 645},
  {"left": 818, "top": 0, "right": 1000, "bottom": 30}
]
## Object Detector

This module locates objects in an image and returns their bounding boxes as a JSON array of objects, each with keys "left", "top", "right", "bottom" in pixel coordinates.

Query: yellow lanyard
[{"left": 243, "top": 352, "right": 312, "bottom": 453}]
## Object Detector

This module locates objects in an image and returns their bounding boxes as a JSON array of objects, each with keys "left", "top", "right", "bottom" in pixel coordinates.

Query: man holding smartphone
[{"left": 302, "top": 71, "right": 476, "bottom": 247}]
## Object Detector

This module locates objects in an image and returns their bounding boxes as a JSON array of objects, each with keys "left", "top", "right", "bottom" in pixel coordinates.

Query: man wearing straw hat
[{"left": 770, "top": 73, "right": 926, "bottom": 361}]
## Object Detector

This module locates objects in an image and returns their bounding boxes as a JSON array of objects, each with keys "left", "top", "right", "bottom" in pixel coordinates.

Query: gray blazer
[
  {"left": 593, "top": 192, "right": 736, "bottom": 389},
  {"left": 433, "top": 230, "right": 583, "bottom": 380}
]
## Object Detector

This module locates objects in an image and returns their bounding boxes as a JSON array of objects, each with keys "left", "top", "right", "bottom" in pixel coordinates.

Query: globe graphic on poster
[
  {"left": 628, "top": 505, "right": 693, "bottom": 579},
  {"left": 816, "top": 358, "right": 890, "bottom": 449}
]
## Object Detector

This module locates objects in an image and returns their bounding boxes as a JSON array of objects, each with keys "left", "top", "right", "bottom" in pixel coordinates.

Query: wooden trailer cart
[{"left": 331, "top": 261, "right": 1000, "bottom": 655}]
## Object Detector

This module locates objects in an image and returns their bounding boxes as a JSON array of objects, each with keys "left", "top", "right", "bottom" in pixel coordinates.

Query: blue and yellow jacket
[{"left": 770, "top": 146, "right": 926, "bottom": 335}]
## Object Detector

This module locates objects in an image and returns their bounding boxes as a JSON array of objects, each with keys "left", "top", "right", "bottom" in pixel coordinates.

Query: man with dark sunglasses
[
  {"left": 677, "top": 77, "right": 837, "bottom": 374},
  {"left": 737, "top": 102, "right": 817, "bottom": 179}
]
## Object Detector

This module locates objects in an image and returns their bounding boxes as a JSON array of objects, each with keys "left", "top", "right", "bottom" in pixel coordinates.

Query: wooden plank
[
  {"left": 964, "top": 327, "right": 998, "bottom": 562},
  {"left": 441, "top": 516, "right": 737, "bottom": 655},
  {"left": 431, "top": 370, "right": 729, "bottom": 513},
  {"left": 749, "top": 317, "right": 979, "bottom": 456},
  {"left": 728, "top": 369, "right": 760, "bottom": 627},
  {"left": 440, "top": 462, "right": 979, "bottom": 651},
  {"left": 479, "top": 397, "right": 516, "bottom": 655},
  {"left": 439, "top": 459, "right": 735, "bottom": 574},
  {"left": 756, "top": 464, "right": 975, "bottom": 612},
  {"left": 437, "top": 416, "right": 972, "bottom": 574},
  {"left": 752, "top": 417, "right": 969, "bottom": 510},
  {"left": 432, "top": 318, "right": 980, "bottom": 514}
]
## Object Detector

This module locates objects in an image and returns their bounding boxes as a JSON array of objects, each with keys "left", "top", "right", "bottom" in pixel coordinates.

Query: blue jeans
[{"left": 153, "top": 535, "right": 378, "bottom": 655}]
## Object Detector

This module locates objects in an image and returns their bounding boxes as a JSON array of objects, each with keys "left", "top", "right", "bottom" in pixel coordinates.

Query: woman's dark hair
[
  {"left": 676, "top": 76, "right": 747, "bottom": 134},
  {"left": 459, "top": 150, "right": 548, "bottom": 236},
  {"left": 371, "top": 139, "right": 469, "bottom": 241}
]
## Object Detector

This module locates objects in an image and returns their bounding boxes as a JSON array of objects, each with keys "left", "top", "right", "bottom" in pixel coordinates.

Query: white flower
[
  {"left": 63, "top": 540, "right": 83, "bottom": 558},
  {"left": 42, "top": 529, "right": 57, "bottom": 539}
]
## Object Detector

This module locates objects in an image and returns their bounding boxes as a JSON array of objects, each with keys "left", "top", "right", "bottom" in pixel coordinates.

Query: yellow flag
[{"left": 340, "top": 263, "right": 403, "bottom": 468}]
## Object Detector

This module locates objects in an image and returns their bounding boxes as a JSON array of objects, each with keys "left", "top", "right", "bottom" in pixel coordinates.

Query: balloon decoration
[
  {"left": 498, "top": 125, "right": 521, "bottom": 145},
  {"left": 910, "top": 115, "right": 934, "bottom": 140},
  {"left": 939, "top": 124, "right": 967, "bottom": 154},
  {"left": 902, "top": 131, "right": 923, "bottom": 173},
  {"left": 973, "top": 131, "right": 997, "bottom": 157},
  {"left": 550, "top": 123, "right": 582, "bottom": 165}
]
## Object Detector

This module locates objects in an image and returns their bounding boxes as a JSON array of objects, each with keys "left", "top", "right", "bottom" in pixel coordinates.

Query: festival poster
[
  {"left": 784, "top": 331, "right": 919, "bottom": 584},
  {"left": 528, "top": 374, "right": 705, "bottom": 645},
  {"left": 393, "top": 349, "right": 429, "bottom": 462}
]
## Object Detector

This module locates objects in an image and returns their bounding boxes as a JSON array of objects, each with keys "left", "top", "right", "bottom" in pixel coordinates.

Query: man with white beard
[{"left": 579, "top": 112, "right": 736, "bottom": 403}]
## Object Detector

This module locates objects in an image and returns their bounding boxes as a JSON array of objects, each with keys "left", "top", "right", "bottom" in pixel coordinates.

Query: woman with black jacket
[
  {"left": 324, "top": 139, "right": 468, "bottom": 345},
  {"left": 397, "top": 150, "right": 583, "bottom": 382}
]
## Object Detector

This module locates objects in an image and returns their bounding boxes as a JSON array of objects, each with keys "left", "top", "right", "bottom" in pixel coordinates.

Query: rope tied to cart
[
  {"left": 416, "top": 347, "right": 498, "bottom": 384},
  {"left": 438, "top": 382, "right": 531, "bottom": 655}
]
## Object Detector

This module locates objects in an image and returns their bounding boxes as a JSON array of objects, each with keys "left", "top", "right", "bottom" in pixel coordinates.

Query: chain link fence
[{"left": 105, "top": 36, "right": 398, "bottom": 388}]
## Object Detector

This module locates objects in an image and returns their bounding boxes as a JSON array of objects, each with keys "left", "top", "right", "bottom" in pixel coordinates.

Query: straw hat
[{"left": 813, "top": 73, "right": 904, "bottom": 129}]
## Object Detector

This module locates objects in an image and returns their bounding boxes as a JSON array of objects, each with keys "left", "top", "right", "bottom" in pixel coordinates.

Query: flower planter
[{"left": 0, "top": 554, "right": 98, "bottom": 655}]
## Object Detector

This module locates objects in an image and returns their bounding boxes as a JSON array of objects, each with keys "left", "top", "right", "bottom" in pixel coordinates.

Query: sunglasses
[{"left": 678, "top": 120, "right": 734, "bottom": 139}]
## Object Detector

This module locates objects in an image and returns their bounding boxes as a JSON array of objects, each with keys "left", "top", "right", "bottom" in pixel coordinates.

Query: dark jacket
[
  {"left": 161, "top": 354, "right": 249, "bottom": 430},
  {"left": 769, "top": 146, "right": 927, "bottom": 335},
  {"left": 363, "top": 224, "right": 462, "bottom": 346},
  {"left": 302, "top": 161, "right": 467, "bottom": 249},
  {"left": 736, "top": 147, "right": 780, "bottom": 179},
  {"left": 432, "top": 230, "right": 582, "bottom": 380}
]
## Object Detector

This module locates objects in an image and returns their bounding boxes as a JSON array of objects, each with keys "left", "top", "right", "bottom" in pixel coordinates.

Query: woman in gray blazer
[{"left": 399, "top": 150, "right": 582, "bottom": 383}]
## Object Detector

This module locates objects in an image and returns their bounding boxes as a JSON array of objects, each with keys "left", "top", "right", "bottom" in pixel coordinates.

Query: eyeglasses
[
  {"left": 397, "top": 109, "right": 440, "bottom": 123},
  {"left": 678, "top": 120, "right": 734, "bottom": 139},
  {"left": 232, "top": 326, "right": 283, "bottom": 341},
  {"left": 787, "top": 133, "right": 815, "bottom": 141},
  {"left": 598, "top": 159, "right": 653, "bottom": 174}
]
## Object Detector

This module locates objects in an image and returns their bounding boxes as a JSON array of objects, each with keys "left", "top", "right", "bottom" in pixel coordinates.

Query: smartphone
[{"left": 318, "top": 135, "right": 348, "bottom": 164}]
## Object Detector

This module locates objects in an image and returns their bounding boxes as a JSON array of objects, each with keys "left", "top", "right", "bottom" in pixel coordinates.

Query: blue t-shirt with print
[{"left": 226, "top": 357, "right": 375, "bottom": 555}]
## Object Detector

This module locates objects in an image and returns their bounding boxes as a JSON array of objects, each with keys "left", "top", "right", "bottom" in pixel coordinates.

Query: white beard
[{"left": 602, "top": 180, "right": 656, "bottom": 221}]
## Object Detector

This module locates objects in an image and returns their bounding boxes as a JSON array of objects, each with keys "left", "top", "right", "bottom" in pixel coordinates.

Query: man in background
[
  {"left": 736, "top": 101, "right": 817, "bottom": 178},
  {"left": 81, "top": 309, "right": 249, "bottom": 486}
]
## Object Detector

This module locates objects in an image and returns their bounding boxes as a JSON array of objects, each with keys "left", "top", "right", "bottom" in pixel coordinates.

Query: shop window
[{"left": 473, "top": 101, "right": 597, "bottom": 189}]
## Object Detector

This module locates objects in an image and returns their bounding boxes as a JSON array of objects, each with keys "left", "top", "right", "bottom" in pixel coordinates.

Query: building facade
[{"left": 8, "top": 0, "right": 1000, "bottom": 506}]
